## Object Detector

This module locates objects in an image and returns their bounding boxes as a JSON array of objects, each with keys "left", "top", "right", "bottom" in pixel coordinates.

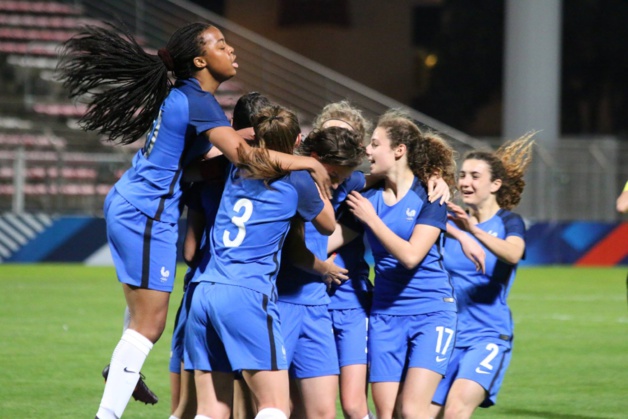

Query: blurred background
[{"left": 0, "top": 0, "right": 626, "bottom": 265}]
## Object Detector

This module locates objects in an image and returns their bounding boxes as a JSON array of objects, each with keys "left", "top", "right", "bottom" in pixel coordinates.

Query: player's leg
[
  {"left": 96, "top": 286, "right": 169, "bottom": 419},
  {"left": 339, "top": 364, "right": 370, "bottom": 419},
  {"left": 169, "top": 369, "right": 181, "bottom": 417},
  {"left": 242, "top": 370, "right": 290, "bottom": 418},
  {"left": 332, "top": 307, "right": 370, "bottom": 419},
  {"left": 442, "top": 379, "right": 486, "bottom": 419},
  {"left": 209, "top": 286, "right": 290, "bottom": 418},
  {"left": 429, "top": 346, "right": 463, "bottom": 419},
  {"left": 195, "top": 370, "right": 234, "bottom": 419},
  {"left": 289, "top": 305, "right": 339, "bottom": 418},
  {"left": 371, "top": 382, "right": 400, "bottom": 419},
  {"left": 296, "top": 375, "right": 338, "bottom": 419},
  {"left": 397, "top": 311, "right": 457, "bottom": 419},
  {"left": 233, "top": 372, "right": 256, "bottom": 419},
  {"left": 171, "top": 367, "right": 196, "bottom": 419},
  {"left": 368, "top": 313, "right": 406, "bottom": 419},
  {"left": 97, "top": 191, "right": 175, "bottom": 418},
  {"left": 398, "top": 368, "right": 444, "bottom": 419},
  {"left": 443, "top": 341, "right": 512, "bottom": 419},
  {"left": 170, "top": 282, "right": 198, "bottom": 418}
]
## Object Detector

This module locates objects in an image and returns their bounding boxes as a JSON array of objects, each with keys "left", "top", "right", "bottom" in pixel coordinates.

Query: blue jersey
[
  {"left": 363, "top": 177, "right": 455, "bottom": 315},
  {"left": 186, "top": 179, "right": 225, "bottom": 284},
  {"left": 114, "top": 78, "right": 230, "bottom": 223},
  {"left": 328, "top": 171, "right": 372, "bottom": 310},
  {"left": 195, "top": 166, "right": 325, "bottom": 298},
  {"left": 443, "top": 209, "right": 525, "bottom": 346},
  {"left": 276, "top": 170, "right": 366, "bottom": 306}
]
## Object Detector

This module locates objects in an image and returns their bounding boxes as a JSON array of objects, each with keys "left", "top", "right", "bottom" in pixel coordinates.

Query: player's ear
[
  {"left": 490, "top": 178, "right": 502, "bottom": 193},
  {"left": 394, "top": 143, "right": 406, "bottom": 159}
]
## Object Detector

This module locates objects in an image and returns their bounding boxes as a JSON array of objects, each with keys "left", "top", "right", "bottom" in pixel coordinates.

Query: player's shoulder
[
  {"left": 496, "top": 208, "right": 524, "bottom": 224},
  {"left": 409, "top": 177, "right": 429, "bottom": 201}
]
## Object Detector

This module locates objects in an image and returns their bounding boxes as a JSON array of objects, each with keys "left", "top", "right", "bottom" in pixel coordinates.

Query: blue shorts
[
  {"left": 278, "top": 301, "right": 339, "bottom": 379},
  {"left": 369, "top": 311, "right": 457, "bottom": 383},
  {"left": 105, "top": 188, "right": 178, "bottom": 292},
  {"left": 185, "top": 282, "right": 287, "bottom": 373},
  {"left": 433, "top": 339, "right": 512, "bottom": 408},
  {"left": 330, "top": 307, "right": 369, "bottom": 367},
  {"left": 169, "top": 281, "right": 198, "bottom": 374}
]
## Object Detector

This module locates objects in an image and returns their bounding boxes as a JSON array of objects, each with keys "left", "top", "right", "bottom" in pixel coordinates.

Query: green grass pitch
[{"left": 0, "top": 264, "right": 626, "bottom": 418}]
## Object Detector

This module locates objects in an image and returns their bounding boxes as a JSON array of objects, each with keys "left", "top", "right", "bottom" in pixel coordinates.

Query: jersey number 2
[{"left": 223, "top": 198, "right": 253, "bottom": 247}]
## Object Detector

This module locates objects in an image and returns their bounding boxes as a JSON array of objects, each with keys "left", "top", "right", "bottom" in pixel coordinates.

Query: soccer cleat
[{"left": 101, "top": 364, "right": 159, "bottom": 405}]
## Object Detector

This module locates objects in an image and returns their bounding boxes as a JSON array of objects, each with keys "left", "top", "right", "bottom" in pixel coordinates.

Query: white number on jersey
[
  {"left": 435, "top": 326, "right": 454, "bottom": 356},
  {"left": 223, "top": 198, "right": 254, "bottom": 247},
  {"left": 479, "top": 343, "right": 500, "bottom": 371}
]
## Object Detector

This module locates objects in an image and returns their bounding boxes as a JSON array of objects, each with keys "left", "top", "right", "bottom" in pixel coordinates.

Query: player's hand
[
  {"left": 447, "top": 202, "right": 476, "bottom": 233},
  {"left": 321, "top": 254, "right": 349, "bottom": 291},
  {"left": 458, "top": 234, "right": 486, "bottom": 273},
  {"left": 308, "top": 158, "right": 332, "bottom": 200},
  {"left": 427, "top": 175, "right": 450, "bottom": 205},
  {"left": 235, "top": 127, "right": 255, "bottom": 142},
  {"left": 346, "top": 191, "right": 377, "bottom": 224}
]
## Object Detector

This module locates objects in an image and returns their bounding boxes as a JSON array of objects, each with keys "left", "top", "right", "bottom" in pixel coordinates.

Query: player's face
[
  {"left": 366, "top": 127, "right": 396, "bottom": 177},
  {"left": 196, "top": 26, "right": 237, "bottom": 82},
  {"left": 458, "top": 158, "right": 500, "bottom": 206},
  {"left": 322, "top": 163, "right": 354, "bottom": 190}
]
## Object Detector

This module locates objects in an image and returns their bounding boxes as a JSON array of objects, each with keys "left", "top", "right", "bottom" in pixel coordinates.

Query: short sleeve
[
  {"left": 413, "top": 183, "right": 447, "bottom": 231},
  {"left": 289, "top": 170, "right": 325, "bottom": 222},
  {"left": 501, "top": 211, "right": 526, "bottom": 239}
]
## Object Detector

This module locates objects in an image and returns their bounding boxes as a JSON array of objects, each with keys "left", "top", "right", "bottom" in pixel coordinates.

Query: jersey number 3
[{"left": 223, "top": 198, "right": 254, "bottom": 247}]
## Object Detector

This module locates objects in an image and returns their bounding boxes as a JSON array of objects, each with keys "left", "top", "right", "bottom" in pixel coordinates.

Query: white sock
[
  {"left": 123, "top": 306, "right": 131, "bottom": 332},
  {"left": 96, "top": 329, "right": 153, "bottom": 419},
  {"left": 194, "top": 416, "right": 213, "bottom": 419},
  {"left": 368, "top": 412, "right": 376, "bottom": 419},
  {"left": 255, "top": 408, "right": 288, "bottom": 419},
  {"left": 169, "top": 416, "right": 180, "bottom": 419}
]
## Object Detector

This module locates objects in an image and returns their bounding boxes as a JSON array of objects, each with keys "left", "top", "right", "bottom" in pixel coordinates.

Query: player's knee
[
  {"left": 443, "top": 402, "right": 473, "bottom": 419},
  {"left": 340, "top": 396, "right": 368, "bottom": 419},
  {"left": 254, "top": 407, "right": 287, "bottom": 419}
]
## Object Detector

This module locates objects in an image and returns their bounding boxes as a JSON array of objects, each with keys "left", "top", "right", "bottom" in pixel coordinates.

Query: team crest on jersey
[
  {"left": 160, "top": 266, "right": 170, "bottom": 282},
  {"left": 405, "top": 208, "right": 416, "bottom": 220}
]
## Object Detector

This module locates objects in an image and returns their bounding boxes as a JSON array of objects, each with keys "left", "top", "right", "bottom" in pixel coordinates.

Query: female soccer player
[
  {"left": 275, "top": 125, "right": 366, "bottom": 419},
  {"left": 56, "top": 23, "right": 330, "bottom": 419},
  {"left": 289, "top": 101, "right": 451, "bottom": 419},
  {"left": 344, "top": 109, "right": 457, "bottom": 419},
  {"left": 169, "top": 92, "right": 273, "bottom": 419},
  {"left": 311, "top": 101, "right": 374, "bottom": 419},
  {"left": 185, "top": 105, "right": 337, "bottom": 419},
  {"left": 430, "top": 134, "right": 535, "bottom": 419}
]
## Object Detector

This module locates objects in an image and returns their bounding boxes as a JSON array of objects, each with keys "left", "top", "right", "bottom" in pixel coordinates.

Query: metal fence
[{"left": 2, "top": 136, "right": 626, "bottom": 221}]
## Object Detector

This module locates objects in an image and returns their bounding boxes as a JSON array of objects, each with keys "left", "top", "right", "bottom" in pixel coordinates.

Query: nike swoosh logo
[
  {"left": 475, "top": 367, "right": 490, "bottom": 374},
  {"left": 123, "top": 367, "right": 138, "bottom": 374},
  {"left": 436, "top": 356, "right": 446, "bottom": 362}
]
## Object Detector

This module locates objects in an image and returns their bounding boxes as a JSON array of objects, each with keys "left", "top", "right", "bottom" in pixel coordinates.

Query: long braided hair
[{"left": 56, "top": 22, "right": 212, "bottom": 145}]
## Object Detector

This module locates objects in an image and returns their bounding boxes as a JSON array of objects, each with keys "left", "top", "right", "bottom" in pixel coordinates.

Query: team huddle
[{"left": 57, "top": 21, "right": 534, "bottom": 419}]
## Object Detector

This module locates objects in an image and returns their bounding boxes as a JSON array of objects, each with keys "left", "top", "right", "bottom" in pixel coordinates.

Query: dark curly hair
[
  {"left": 297, "top": 126, "right": 366, "bottom": 169},
  {"left": 376, "top": 109, "right": 457, "bottom": 192},
  {"left": 463, "top": 132, "right": 535, "bottom": 210}
]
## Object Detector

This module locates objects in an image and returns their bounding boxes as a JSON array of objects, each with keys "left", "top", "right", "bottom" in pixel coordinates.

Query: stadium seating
[{"left": 0, "top": 0, "right": 244, "bottom": 214}]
